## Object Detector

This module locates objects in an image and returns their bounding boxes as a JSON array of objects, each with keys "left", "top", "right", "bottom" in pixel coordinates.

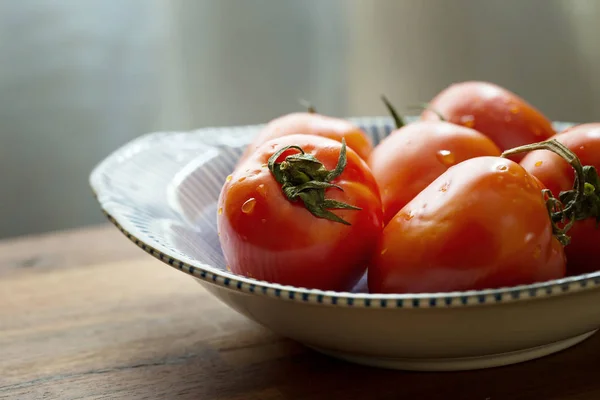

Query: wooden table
[{"left": 2, "top": 225, "right": 600, "bottom": 400}]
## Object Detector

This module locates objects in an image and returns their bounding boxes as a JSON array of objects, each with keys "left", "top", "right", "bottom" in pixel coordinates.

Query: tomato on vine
[
  {"left": 520, "top": 123, "right": 600, "bottom": 275},
  {"left": 369, "top": 96, "right": 501, "bottom": 224},
  {"left": 421, "top": 81, "right": 555, "bottom": 161},
  {"left": 219, "top": 134, "right": 383, "bottom": 291},
  {"left": 238, "top": 106, "right": 373, "bottom": 165},
  {"left": 368, "top": 154, "right": 567, "bottom": 294}
]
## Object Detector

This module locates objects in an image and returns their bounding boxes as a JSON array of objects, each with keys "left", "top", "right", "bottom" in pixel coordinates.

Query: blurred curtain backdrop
[{"left": 1, "top": 0, "right": 599, "bottom": 238}]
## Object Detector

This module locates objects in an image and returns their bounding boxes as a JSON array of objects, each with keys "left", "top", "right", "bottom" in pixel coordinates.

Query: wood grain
[
  {"left": 2, "top": 224, "right": 600, "bottom": 399},
  {"left": 0, "top": 224, "right": 143, "bottom": 279}
]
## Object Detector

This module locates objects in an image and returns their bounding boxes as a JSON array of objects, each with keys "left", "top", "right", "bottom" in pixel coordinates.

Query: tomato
[
  {"left": 238, "top": 112, "right": 373, "bottom": 164},
  {"left": 368, "top": 120, "right": 501, "bottom": 224},
  {"left": 520, "top": 123, "right": 600, "bottom": 275},
  {"left": 368, "top": 156, "right": 566, "bottom": 294},
  {"left": 421, "top": 81, "right": 555, "bottom": 160},
  {"left": 218, "top": 134, "right": 383, "bottom": 291}
]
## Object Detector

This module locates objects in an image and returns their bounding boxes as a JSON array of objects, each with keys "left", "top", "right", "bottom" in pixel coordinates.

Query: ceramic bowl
[{"left": 90, "top": 117, "right": 600, "bottom": 371}]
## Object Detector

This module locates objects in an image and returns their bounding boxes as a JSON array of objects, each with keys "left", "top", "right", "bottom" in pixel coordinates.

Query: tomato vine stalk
[{"left": 502, "top": 140, "right": 600, "bottom": 246}]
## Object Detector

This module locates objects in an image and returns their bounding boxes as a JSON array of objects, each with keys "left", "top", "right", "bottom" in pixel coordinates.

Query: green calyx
[
  {"left": 267, "top": 139, "right": 361, "bottom": 225},
  {"left": 502, "top": 139, "right": 600, "bottom": 246},
  {"left": 558, "top": 165, "right": 600, "bottom": 224}
]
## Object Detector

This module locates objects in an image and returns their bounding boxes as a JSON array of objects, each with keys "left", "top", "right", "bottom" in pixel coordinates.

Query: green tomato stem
[
  {"left": 380, "top": 95, "right": 406, "bottom": 129},
  {"left": 267, "top": 138, "right": 361, "bottom": 225}
]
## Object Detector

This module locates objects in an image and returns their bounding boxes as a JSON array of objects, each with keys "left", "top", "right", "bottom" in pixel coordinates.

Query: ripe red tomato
[
  {"left": 520, "top": 123, "right": 600, "bottom": 275},
  {"left": 238, "top": 112, "right": 373, "bottom": 164},
  {"left": 218, "top": 134, "right": 383, "bottom": 291},
  {"left": 369, "top": 156, "right": 566, "bottom": 294},
  {"left": 421, "top": 81, "right": 555, "bottom": 160},
  {"left": 368, "top": 120, "right": 501, "bottom": 224}
]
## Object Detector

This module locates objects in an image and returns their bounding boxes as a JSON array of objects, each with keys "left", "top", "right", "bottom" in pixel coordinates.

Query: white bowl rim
[{"left": 90, "top": 117, "right": 600, "bottom": 309}]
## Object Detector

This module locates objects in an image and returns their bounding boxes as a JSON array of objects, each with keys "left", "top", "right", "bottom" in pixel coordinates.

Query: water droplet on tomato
[
  {"left": 460, "top": 115, "right": 475, "bottom": 128},
  {"left": 533, "top": 244, "right": 542, "bottom": 259},
  {"left": 261, "top": 163, "right": 267, "bottom": 168},
  {"left": 439, "top": 182, "right": 450, "bottom": 192},
  {"left": 256, "top": 184, "right": 267, "bottom": 197},
  {"left": 531, "top": 126, "right": 542, "bottom": 136},
  {"left": 238, "top": 176, "right": 246, "bottom": 182},
  {"left": 497, "top": 164, "right": 509, "bottom": 172},
  {"left": 241, "top": 198, "right": 257, "bottom": 214},
  {"left": 226, "top": 175, "right": 233, "bottom": 182},
  {"left": 218, "top": 207, "right": 223, "bottom": 215},
  {"left": 380, "top": 248, "right": 388, "bottom": 255},
  {"left": 436, "top": 150, "right": 455, "bottom": 166},
  {"left": 261, "top": 218, "right": 266, "bottom": 224},
  {"left": 535, "top": 160, "right": 543, "bottom": 167},
  {"left": 510, "top": 106, "right": 520, "bottom": 114},
  {"left": 580, "top": 145, "right": 585, "bottom": 150}
]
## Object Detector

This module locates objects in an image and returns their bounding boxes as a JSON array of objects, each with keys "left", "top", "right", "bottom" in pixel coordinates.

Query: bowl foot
[{"left": 308, "top": 330, "right": 597, "bottom": 371}]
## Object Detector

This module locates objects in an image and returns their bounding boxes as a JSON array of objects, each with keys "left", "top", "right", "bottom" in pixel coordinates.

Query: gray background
[{"left": 2, "top": 0, "right": 600, "bottom": 239}]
